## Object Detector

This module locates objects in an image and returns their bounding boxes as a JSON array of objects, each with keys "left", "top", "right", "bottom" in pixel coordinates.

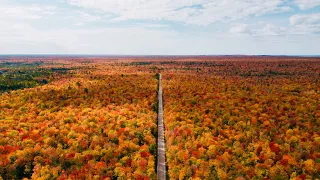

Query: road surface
[{"left": 157, "top": 73, "right": 166, "bottom": 180}]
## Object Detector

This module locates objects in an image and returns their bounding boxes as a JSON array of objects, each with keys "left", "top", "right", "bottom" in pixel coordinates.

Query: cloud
[
  {"left": 229, "top": 23, "right": 251, "bottom": 34},
  {"left": 0, "top": 4, "right": 56, "bottom": 20},
  {"left": 229, "top": 22, "right": 287, "bottom": 36},
  {"left": 0, "top": 19, "right": 319, "bottom": 55},
  {"left": 290, "top": 13, "right": 320, "bottom": 34},
  {"left": 0, "top": 1, "right": 319, "bottom": 55},
  {"left": 0, "top": 4, "right": 108, "bottom": 27},
  {"left": 252, "top": 23, "right": 287, "bottom": 36},
  {"left": 230, "top": 13, "right": 320, "bottom": 36},
  {"left": 71, "top": 11, "right": 105, "bottom": 26},
  {"left": 293, "top": 0, "right": 320, "bottom": 10},
  {"left": 0, "top": 19, "right": 180, "bottom": 54},
  {"left": 66, "top": 0, "right": 289, "bottom": 25},
  {"left": 290, "top": 13, "right": 320, "bottom": 26},
  {"left": 134, "top": 23, "right": 170, "bottom": 28}
]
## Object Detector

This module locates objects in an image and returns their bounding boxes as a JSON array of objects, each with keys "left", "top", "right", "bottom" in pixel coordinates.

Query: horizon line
[{"left": 0, "top": 54, "right": 319, "bottom": 57}]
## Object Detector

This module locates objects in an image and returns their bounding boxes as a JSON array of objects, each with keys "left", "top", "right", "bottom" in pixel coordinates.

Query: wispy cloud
[
  {"left": 0, "top": 0, "right": 319, "bottom": 55},
  {"left": 290, "top": 13, "right": 320, "bottom": 34},
  {"left": 71, "top": 11, "right": 105, "bottom": 26},
  {"left": 0, "top": 4, "right": 56, "bottom": 20},
  {"left": 290, "top": 13, "right": 320, "bottom": 26},
  {"left": 134, "top": 23, "right": 170, "bottom": 28},
  {"left": 229, "top": 23, "right": 252, "bottom": 35},
  {"left": 66, "top": 0, "right": 290, "bottom": 25},
  {"left": 229, "top": 23, "right": 287, "bottom": 36},
  {"left": 253, "top": 23, "right": 288, "bottom": 36},
  {"left": 293, "top": 0, "right": 320, "bottom": 10},
  {"left": 230, "top": 12, "right": 320, "bottom": 37}
]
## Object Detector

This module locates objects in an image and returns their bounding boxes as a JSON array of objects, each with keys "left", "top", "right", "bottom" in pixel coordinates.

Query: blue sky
[{"left": 0, "top": 0, "right": 319, "bottom": 55}]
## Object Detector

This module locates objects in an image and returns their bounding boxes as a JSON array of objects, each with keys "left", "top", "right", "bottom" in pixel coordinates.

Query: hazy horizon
[{"left": 0, "top": 54, "right": 320, "bottom": 57}]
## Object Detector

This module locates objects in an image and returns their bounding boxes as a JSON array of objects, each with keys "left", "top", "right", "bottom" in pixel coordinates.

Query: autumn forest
[{"left": 0, "top": 56, "right": 319, "bottom": 180}]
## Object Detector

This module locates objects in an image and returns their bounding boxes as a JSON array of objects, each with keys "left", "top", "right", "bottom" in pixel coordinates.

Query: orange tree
[
  {"left": 0, "top": 73, "right": 158, "bottom": 179},
  {"left": 163, "top": 71, "right": 320, "bottom": 179}
]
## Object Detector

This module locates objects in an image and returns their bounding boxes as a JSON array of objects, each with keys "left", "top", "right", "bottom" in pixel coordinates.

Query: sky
[{"left": 0, "top": 0, "right": 319, "bottom": 55}]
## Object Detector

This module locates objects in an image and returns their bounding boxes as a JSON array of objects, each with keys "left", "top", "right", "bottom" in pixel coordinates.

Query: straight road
[{"left": 157, "top": 73, "right": 166, "bottom": 180}]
